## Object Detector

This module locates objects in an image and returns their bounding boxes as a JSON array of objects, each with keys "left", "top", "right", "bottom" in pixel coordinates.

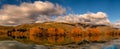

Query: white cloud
[
  {"left": 0, "top": 1, "right": 112, "bottom": 26},
  {"left": 55, "top": 12, "right": 110, "bottom": 25},
  {"left": 0, "top": 1, "right": 66, "bottom": 25},
  {"left": 113, "top": 20, "right": 120, "bottom": 28}
]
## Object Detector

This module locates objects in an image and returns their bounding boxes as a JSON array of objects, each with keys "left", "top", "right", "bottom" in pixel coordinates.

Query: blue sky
[{"left": 0, "top": 0, "right": 120, "bottom": 22}]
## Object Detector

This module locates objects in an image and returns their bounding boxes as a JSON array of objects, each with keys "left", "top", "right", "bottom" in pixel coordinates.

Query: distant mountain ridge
[{"left": 0, "top": 22, "right": 119, "bottom": 31}]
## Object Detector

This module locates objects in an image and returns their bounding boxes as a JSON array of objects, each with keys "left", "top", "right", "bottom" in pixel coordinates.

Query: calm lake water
[
  {"left": 1, "top": 32, "right": 120, "bottom": 49},
  {"left": 0, "top": 39, "right": 120, "bottom": 49}
]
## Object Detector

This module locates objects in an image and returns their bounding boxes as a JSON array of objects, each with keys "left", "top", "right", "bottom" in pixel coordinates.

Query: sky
[
  {"left": 0, "top": 0, "right": 119, "bottom": 23},
  {"left": 0, "top": 0, "right": 120, "bottom": 26}
]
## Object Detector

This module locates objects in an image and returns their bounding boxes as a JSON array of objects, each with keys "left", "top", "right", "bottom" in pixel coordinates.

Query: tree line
[{"left": 0, "top": 26, "right": 120, "bottom": 43}]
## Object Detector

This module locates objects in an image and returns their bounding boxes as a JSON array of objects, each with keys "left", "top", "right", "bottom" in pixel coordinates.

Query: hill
[{"left": 0, "top": 22, "right": 119, "bottom": 34}]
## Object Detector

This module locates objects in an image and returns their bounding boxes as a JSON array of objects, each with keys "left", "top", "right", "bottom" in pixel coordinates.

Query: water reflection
[
  {"left": 30, "top": 35, "right": 44, "bottom": 43},
  {"left": 71, "top": 36, "right": 82, "bottom": 43},
  {"left": 30, "top": 35, "right": 84, "bottom": 45},
  {"left": 47, "top": 36, "right": 56, "bottom": 43},
  {"left": 6, "top": 32, "right": 120, "bottom": 45},
  {"left": 56, "top": 36, "right": 65, "bottom": 43},
  {"left": 47, "top": 36, "right": 65, "bottom": 44},
  {"left": 0, "top": 28, "right": 119, "bottom": 46},
  {"left": 0, "top": 39, "right": 120, "bottom": 49},
  {"left": 0, "top": 41, "right": 34, "bottom": 49}
]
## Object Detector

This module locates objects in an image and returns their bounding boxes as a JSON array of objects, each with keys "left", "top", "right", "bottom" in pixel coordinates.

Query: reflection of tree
[
  {"left": 103, "top": 29, "right": 120, "bottom": 40},
  {"left": 71, "top": 36, "right": 82, "bottom": 43},
  {"left": 7, "top": 28, "right": 28, "bottom": 39},
  {"left": 29, "top": 27, "right": 45, "bottom": 43},
  {"left": 71, "top": 27, "right": 82, "bottom": 36},
  {"left": 47, "top": 36, "right": 56, "bottom": 43},
  {"left": 56, "top": 36, "right": 65, "bottom": 43},
  {"left": 83, "top": 30, "right": 88, "bottom": 40},
  {"left": 113, "top": 30, "right": 120, "bottom": 39},
  {"left": 9, "top": 31, "right": 28, "bottom": 39},
  {"left": 86, "top": 28, "right": 101, "bottom": 42},
  {"left": 117, "top": 30, "right": 120, "bottom": 38},
  {"left": 104, "top": 30, "right": 112, "bottom": 41},
  {"left": 89, "top": 36, "right": 101, "bottom": 42},
  {"left": 29, "top": 35, "right": 43, "bottom": 43},
  {"left": 87, "top": 28, "right": 101, "bottom": 36}
]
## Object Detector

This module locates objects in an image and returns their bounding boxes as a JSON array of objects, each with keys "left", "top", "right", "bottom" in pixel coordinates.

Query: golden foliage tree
[
  {"left": 30, "top": 27, "right": 42, "bottom": 35},
  {"left": 56, "top": 28, "right": 65, "bottom": 36},
  {"left": 112, "top": 29, "right": 120, "bottom": 39},
  {"left": 87, "top": 28, "right": 101, "bottom": 36},
  {"left": 47, "top": 27, "right": 56, "bottom": 36},
  {"left": 117, "top": 30, "right": 120, "bottom": 38},
  {"left": 0, "top": 30, "right": 7, "bottom": 38},
  {"left": 30, "top": 27, "right": 42, "bottom": 41},
  {"left": 86, "top": 28, "right": 101, "bottom": 41},
  {"left": 104, "top": 30, "right": 112, "bottom": 41}
]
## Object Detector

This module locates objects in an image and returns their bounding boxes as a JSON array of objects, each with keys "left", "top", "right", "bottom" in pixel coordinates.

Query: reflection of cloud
[
  {"left": 55, "top": 12, "right": 110, "bottom": 25},
  {"left": 0, "top": 41, "right": 34, "bottom": 49},
  {"left": 0, "top": 1, "right": 66, "bottom": 26}
]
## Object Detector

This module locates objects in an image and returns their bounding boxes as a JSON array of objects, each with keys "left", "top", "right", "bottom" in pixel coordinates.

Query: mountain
[{"left": 0, "top": 22, "right": 119, "bottom": 31}]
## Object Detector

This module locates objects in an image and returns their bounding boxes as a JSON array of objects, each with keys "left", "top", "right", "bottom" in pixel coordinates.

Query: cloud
[
  {"left": 0, "top": 1, "right": 111, "bottom": 26},
  {"left": 35, "top": 15, "right": 51, "bottom": 23},
  {"left": 113, "top": 20, "right": 120, "bottom": 28},
  {"left": 0, "top": 1, "right": 66, "bottom": 25},
  {"left": 55, "top": 12, "right": 110, "bottom": 25}
]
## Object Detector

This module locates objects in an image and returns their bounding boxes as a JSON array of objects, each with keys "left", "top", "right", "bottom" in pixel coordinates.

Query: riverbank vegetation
[{"left": 0, "top": 22, "right": 120, "bottom": 46}]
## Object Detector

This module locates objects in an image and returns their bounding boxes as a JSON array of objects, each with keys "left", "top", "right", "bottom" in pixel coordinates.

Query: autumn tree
[
  {"left": 88, "top": 28, "right": 101, "bottom": 36},
  {"left": 86, "top": 28, "right": 101, "bottom": 42},
  {"left": 112, "top": 29, "right": 120, "bottom": 39},
  {"left": 47, "top": 27, "right": 56, "bottom": 36},
  {"left": 109, "top": 29, "right": 118, "bottom": 39},
  {"left": 83, "top": 30, "right": 90, "bottom": 41},
  {"left": 104, "top": 30, "right": 112, "bottom": 41},
  {"left": 30, "top": 27, "right": 43, "bottom": 36},
  {"left": 30, "top": 27, "right": 43, "bottom": 41},
  {"left": 117, "top": 30, "right": 120, "bottom": 38},
  {"left": 0, "top": 30, "right": 7, "bottom": 38},
  {"left": 56, "top": 28, "right": 65, "bottom": 36}
]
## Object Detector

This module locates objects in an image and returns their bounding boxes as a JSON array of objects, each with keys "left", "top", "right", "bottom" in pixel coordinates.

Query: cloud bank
[
  {"left": 113, "top": 20, "right": 120, "bottom": 28},
  {"left": 0, "top": 1, "right": 117, "bottom": 27},
  {"left": 0, "top": 1, "right": 66, "bottom": 25},
  {"left": 55, "top": 12, "right": 110, "bottom": 25}
]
